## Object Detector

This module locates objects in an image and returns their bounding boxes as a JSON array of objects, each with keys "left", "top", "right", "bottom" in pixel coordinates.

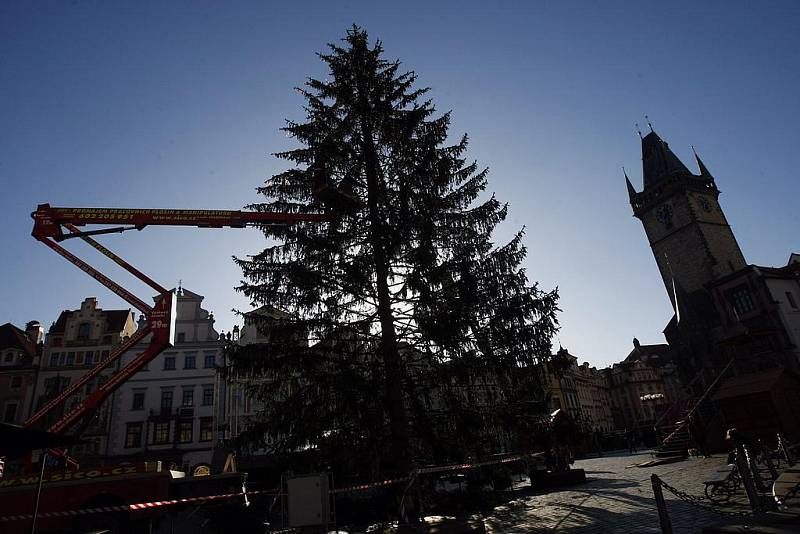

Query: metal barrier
[
  {"left": 650, "top": 443, "right": 800, "bottom": 533},
  {"left": 0, "top": 451, "right": 541, "bottom": 525},
  {"left": 651, "top": 473, "right": 674, "bottom": 534},
  {"left": 0, "top": 489, "right": 277, "bottom": 523}
]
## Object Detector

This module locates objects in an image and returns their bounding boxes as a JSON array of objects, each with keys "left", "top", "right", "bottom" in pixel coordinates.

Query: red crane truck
[{"left": 0, "top": 196, "right": 351, "bottom": 533}]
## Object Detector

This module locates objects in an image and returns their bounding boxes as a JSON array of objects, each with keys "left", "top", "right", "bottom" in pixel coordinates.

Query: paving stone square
[{"left": 463, "top": 451, "right": 753, "bottom": 533}]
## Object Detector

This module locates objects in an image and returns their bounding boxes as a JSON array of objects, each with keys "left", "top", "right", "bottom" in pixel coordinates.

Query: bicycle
[{"left": 703, "top": 463, "right": 741, "bottom": 504}]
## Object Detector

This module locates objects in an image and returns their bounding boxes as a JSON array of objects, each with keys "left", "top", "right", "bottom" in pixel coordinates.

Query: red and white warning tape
[
  {"left": 0, "top": 489, "right": 277, "bottom": 522},
  {"left": 417, "top": 453, "right": 533, "bottom": 475},
  {"left": 332, "top": 452, "right": 539, "bottom": 493},
  {"left": 0, "top": 452, "right": 541, "bottom": 522},
  {"left": 330, "top": 476, "right": 411, "bottom": 494}
]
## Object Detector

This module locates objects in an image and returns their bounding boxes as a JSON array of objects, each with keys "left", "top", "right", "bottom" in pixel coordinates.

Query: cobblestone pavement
[{"left": 475, "top": 451, "right": 753, "bottom": 533}]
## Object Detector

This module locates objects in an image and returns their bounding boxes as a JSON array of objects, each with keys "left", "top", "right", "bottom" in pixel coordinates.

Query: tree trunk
[{"left": 358, "top": 100, "right": 412, "bottom": 477}]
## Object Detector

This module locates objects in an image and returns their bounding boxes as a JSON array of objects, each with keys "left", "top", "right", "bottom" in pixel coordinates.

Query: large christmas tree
[{"left": 224, "top": 27, "right": 559, "bottom": 480}]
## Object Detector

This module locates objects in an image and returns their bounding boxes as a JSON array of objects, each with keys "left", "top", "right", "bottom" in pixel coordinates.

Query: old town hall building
[{"left": 626, "top": 129, "right": 800, "bottom": 393}]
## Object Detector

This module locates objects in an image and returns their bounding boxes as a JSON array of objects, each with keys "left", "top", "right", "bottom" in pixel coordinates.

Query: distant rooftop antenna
[
  {"left": 645, "top": 115, "right": 654, "bottom": 132},
  {"left": 635, "top": 123, "right": 642, "bottom": 139}
]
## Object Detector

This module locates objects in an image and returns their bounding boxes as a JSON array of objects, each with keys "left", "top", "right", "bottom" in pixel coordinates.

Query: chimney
[
  {"left": 25, "top": 320, "right": 44, "bottom": 344},
  {"left": 136, "top": 314, "right": 148, "bottom": 332}
]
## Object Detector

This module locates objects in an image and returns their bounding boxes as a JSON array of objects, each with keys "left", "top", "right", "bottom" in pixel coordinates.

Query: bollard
[
  {"left": 651, "top": 474, "right": 674, "bottom": 534},
  {"left": 778, "top": 433, "right": 795, "bottom": 467},
  {"left": 735, "top": 444, "right": 762, "bottom": 512},
  {"left": 743, "top": 444, "right": 767, "bottom": 493},
  {"left": 758, "top": 439, "right": 779, "bottom": 480}
]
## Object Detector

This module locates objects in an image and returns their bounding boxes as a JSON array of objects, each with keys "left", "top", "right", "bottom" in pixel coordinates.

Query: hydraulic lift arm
[
  {"left": 31, "top": 205, "right": 333, "bottom": 241},
  {"left": 26, "top": 203, "right": 335, "bottom": 437}
]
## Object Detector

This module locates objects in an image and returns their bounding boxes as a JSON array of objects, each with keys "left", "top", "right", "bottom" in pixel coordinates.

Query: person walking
[
  {"left": 688, "top": 413, "right": 711, "bottom": 458},
  {"left": 626, "top": 428, "right": 637, "bottom": 454},
  {"left": 594, "top": 428, "right": 604, "bottom": 457}
]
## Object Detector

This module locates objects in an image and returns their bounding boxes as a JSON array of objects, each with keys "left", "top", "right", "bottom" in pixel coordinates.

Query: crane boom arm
[
  {"left": 26, "top": 202, "right": 334, "bottom": 441},
  {"left": 32, "top": 204, "right": 332, "bottom": 241}
]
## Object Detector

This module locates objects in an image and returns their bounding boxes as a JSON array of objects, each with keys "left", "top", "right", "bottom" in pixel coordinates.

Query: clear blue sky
[{"left": 1, "top": 1, "right": 798, "bottom": 368}]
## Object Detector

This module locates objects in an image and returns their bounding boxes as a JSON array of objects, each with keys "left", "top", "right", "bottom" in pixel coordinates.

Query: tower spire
[
  {"left": 691, "top": 146, "right": 713, "bottom": 179},
  {"left": 624, "top": 167, "right": 637, "bottom": 201},
  {"left": 641, "top": 129, "right": 691, "bottom": 188}
]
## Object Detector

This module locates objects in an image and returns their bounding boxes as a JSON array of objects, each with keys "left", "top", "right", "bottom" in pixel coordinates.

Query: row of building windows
[
  {"left": 50, "top": 329, "right": 223, "bottom": 348},
  {"left": 131, "top": 385, "right": 215, "bottom": 411},
  {"left": 3, "top": 351, "right": 22, "bottom": 363},
  {"left": 49, "top": 350, "right": 110, "bottom": 367},
  {"left": 124, "top": 418, "right": 213, "bottom": 448},
  {"left": 162, "top": 354, "right": 216, "bottom": 371},
  {"left": 727, "top": 286, "right": 798, "bottom": 318},
  {"left": 49, "top": 334, "right": 114, "bottom": 347},
  {"left": 46, "top": 351, "right": 216, "bottom": 370},
  {"left": 174, "top": 332, "right": 218, "bottom": 343}
]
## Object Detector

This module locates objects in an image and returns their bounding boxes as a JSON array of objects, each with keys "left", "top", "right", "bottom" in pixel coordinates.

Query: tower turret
[
  {"left": 692, "top": 147, "right": 714, "bottom": 180},
  {"left": 628, "top": 129, "right": 746, "bottom": 305},
  {"left": 624, "top": 168, "right": 637, "bottom": 202}
]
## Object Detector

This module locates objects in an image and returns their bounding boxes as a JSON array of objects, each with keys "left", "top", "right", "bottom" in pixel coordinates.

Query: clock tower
[{"left": 627, "top": 130, "right": 746, "bottom": 309}]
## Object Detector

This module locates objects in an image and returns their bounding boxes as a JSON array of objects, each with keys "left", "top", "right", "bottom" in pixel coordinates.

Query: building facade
[
  {"left": 606, "top": 340, "right": 677, "bottom": 431},
  {"left": 222, "top": 305, "right": 284, "bottom": 441},
  {"left": 0, "top": 322, "right": 41, "bottom": 426},
  {"left": 627, "top": 129, "right": 799, "bottom": 385},
  {"left": 575, "top": 362, "right": 613, "bottom": 432},
  {"left": 106, "top": 288, "right": 225, "bottom": 475},
  {"left": 707, "top": 259, "right": 800, "bottom": 372},
  {"left": 538, "top": 343, "right": 686, "bottom": 435},
  {"left": 542, "top": 349, "right": 582, "bottom": 419},
  {"left": 32, "top": 297, "right": 136, "bottom": 461}
]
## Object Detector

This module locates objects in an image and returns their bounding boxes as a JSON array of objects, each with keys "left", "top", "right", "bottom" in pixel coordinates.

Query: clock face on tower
[
  {"left": 656, "top": 203, "right": 674, "bottom": 224},
  {"left": 698, "top": 196, "right": 712, "bottom": 213}
]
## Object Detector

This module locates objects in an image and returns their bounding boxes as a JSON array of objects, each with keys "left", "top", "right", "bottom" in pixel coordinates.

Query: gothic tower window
[{"left": 729, "top": 285, "right": 756, "bottom": 316}]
